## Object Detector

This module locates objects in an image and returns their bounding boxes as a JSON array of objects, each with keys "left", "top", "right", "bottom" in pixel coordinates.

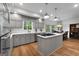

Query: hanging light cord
[
  {"left": 55, "top": 8, "right": 57, "bottom": 18},
  {"left": 45, "top": 3, "right": 48, "bottom": 15}
]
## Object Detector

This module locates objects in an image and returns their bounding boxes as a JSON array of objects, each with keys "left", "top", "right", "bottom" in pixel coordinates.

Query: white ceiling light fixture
[
  {"left": 44, "top": 13, "right": 49, "bottom": 19},
  {"left": 41, "top": 3, "right": 53, "bottom": 19},
  {"left": 54, "top": 17, "right": 58, "bottom": 21},
  {"left": 44, "top": 3, "right": 50, "bottom": 19},
  {"left": 74, "top": 4, "right": 78, "bottom": 7},
  {"left": 38, "top": 18, "right": 42, "bottom": 22},
  {"left": 19, "top": 3, "right": 23, "bottom": 5},
  {"left": 54, "top": 8, "right": 59, "bottom": 21}
]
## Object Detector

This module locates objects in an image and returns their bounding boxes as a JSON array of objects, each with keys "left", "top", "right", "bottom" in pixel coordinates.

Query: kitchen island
[{"left": 37, "top": 33, "right": 63, "bottom": 56}]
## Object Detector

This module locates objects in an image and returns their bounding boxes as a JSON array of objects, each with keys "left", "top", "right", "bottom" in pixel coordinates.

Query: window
[
  {"left": 24, "top": 20, "right": 32, "bottom": 30},
  {"left": 46, "top": 25, "right": 50, "bottom": 32},
  {"left": 45, "top": 25, "right": 56, "bottom": 32}
]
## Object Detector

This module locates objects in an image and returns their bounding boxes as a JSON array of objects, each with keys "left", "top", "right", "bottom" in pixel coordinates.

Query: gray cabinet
[
  {"left": 10, "top": 20, "right": 23, "bottom": 28},
  {"left": 12, "top": 33, "right": 36, "bottom": 47},
  {"left": 30, "top": 34, "right": 35, "bottom": 42},
  {"left": 19, "top": 34, "right": 26, "bottom": 45},
  {"left": 25, "top": 34, "right": 35, "bottom": 43},
  {"left": 37, "top": 35, "right": 63, "bottom": 55},
  {"left": 39, "top": 22, "right": 44, "bottom": 29},
  {"left": 25, "top": 34, "right": 31, "bottom": 43},
  {"left": 13, "top": 34, "right": 26, "bottom": 46},
  {"left": 34, "top": 21, "right": 39, "bottom": 29},
  {"left": 6, "top": 37, "right": 10, "bottom": 48},
  {"left": 33, "top": 21, "right": 44, "bottom": 29},
  {"left": 13, "top": 35, "right": 21, "bottom": 46}
]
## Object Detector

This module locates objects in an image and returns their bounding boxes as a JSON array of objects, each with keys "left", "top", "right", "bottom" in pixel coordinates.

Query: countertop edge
[{"left": 37, "top": 33, "right": 63, "bottom": 39}]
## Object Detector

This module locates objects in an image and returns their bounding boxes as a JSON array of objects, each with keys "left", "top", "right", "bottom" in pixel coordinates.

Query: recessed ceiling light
[
  {"left": 19, "top": 3, "right": 23, "bottom": 5},
  {"left": 74, "top": 4, "right": 78, "bottom": 7},
  {"left": 40, "top": 10, "right": 42, "bottom": 13}
]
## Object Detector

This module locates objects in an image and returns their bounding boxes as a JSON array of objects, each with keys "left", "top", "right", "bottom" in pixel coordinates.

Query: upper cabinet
[
  {"left": 0, "top": 3, "right": 10, "bottom": 34},
  {"left": 10, "top": 20, "right": 23, "bottom": 28},
  {"left": 33, "top": 20, "right": 44, "bottom": 29}
]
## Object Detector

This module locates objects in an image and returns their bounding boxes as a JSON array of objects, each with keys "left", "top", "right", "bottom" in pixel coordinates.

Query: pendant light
[
  {"left": 44, "top": 3, "right": 49, "bottom": 19},
  {"left": 38, "top": 18, "right": 42, "bottom": 22},
  {"left": 39, "top": 3, "right": 49, "bottom": 22},
  {"left": 54, "top": 8, "right": 58, "bottom": 21}
]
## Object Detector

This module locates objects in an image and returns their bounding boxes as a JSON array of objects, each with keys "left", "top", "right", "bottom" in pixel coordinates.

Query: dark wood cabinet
[{"left": 70, "top": 23, "right": 79, "bottom": 39}]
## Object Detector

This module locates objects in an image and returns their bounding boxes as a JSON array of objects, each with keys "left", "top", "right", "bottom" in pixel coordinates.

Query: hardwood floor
[
  {"left": 11, "top": 43, "right": 41, "bottom": 56},
  {"left": 11, "top": 39, "right": 79, "bottom": 56},
  {"left": 51, "top": 39, "right": 79, "bottom": 56}
]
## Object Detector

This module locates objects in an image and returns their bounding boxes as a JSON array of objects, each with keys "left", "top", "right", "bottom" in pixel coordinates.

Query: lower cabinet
[
  {"left": 30, "top": 34, "right": 35, "bottom": 42},
  {"left": 37, "top": 35, "right": 63, "bottom": 55},
  {"left": 12, "top": 34, "right": 35, "bottom": 47},
  {"left": 19, "top": 34, "right": 26, "bottom": 45},
  {"left": 25, "top": 34, "right": 31, "bottom": 43},
  {"left": 13, "top": 34, "right": 24, "bottom": 46},
  {"left": 6, "top": 37, "right": 10, "bottom": 48}
]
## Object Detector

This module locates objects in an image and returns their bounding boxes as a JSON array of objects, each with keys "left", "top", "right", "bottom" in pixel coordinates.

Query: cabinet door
[
  {"left": 25, "top": 34, "right": 31, "bottom": 44},
  {"left": 10, "top": 20, "right": 22, "bottom": 28},
  {"left": 6, "top": 37, "right": 10, "bottom": 48},
  {"left": 35, "top": 21, "right": 39, "bottom": 29},
  {"left": 55, "top": 35, "right": 63, "bottom": 48},
  {"left": 30, "top": 34, "right": 35, "bottom": 42},
  {"left": 39, "top": 22, "right": 44, "bottom": 29},
  {"left": 13, "top": 35, "right": 21, "bottom": 46},
  {"left": 19, "top": 34, "right": 26, "bottom": 45}
]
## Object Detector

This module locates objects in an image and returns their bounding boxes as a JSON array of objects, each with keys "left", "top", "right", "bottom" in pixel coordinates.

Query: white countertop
[
  {"left": 10, "top": 29, "right": 45, "bottom": 37},
  {"left": 10, "top": 29, "right": 64, "bottom": 39},
  {"left": 37, "top": 33, "right": 64, "bottom": 39}
]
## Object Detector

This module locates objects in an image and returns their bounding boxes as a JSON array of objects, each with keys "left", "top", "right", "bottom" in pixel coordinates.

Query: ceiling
[{"left": 2, "top": 3, "right": 79, "bottom": 20}]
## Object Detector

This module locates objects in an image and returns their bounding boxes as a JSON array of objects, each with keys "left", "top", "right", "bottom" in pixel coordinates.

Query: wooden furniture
[{"left": 70, "top": 23, "right": 79, "bottom": 39}]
